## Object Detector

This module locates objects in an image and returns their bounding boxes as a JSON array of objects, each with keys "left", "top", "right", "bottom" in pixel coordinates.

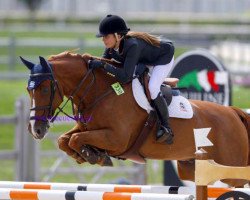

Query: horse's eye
[{"left": 41, "top": 87, "right": 49, "bottom": 94}]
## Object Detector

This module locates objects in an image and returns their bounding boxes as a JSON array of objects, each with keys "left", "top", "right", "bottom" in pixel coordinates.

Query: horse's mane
[
  {"left": 48, "top": 51, "right": 122, "bottom": 67},
  {"left": 48, "top": 51, "right": 85, "bottom": 61}
]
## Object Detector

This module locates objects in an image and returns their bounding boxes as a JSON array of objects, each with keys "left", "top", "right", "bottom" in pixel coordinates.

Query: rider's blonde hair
[{"left": 126, "top": 31, "right": 161, "bottom": 47}]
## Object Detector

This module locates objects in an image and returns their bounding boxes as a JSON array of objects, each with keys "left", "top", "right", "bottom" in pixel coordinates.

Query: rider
[{"left": 89, "top": 14, "right": 175, "bottom": 144}]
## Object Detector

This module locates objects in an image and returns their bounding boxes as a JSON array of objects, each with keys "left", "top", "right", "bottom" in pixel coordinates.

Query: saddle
[
  {"left": 138, "top": 70, "right": 180, "bottom": 105},
  {"left": 118, "top": 70, "right": 180, "bottom": 163}
]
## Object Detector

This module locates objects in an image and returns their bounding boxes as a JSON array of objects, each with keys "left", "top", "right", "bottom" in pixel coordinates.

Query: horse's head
[
  {"left": 21, "top": 52, "right": 120, "bottom": 140},
  {"left": 21, "top": 56, "right": 64, "bottom": 139}
]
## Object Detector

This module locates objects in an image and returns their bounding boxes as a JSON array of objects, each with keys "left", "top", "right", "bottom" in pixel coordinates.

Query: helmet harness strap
[{"left": 114, "top": 33, "right": 124, "bottom": 50}]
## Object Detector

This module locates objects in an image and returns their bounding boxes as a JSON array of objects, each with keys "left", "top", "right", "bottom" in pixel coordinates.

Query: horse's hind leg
[
  {"left": 177, "top": 160, "right": 195, "bottom": 181},
  {"left": 210, "top": 124, "right": 249, "bottom": 187}
]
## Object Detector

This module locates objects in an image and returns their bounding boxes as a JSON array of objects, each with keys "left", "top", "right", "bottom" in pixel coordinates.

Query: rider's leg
[
  {"left": 149, "top": 57, "right": 174, "bottom": 144},
  {"left": 153, "top": 92, "right": 173, "bottom": 143}
]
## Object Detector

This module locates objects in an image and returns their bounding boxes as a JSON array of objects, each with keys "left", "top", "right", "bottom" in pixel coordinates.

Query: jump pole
[
  {"left": 1, "top": 181, "right": 250, "bottom": 198},
  {"left": 0, "top": 188, "right": 194, "bottom": 200},
  {"left": 0, "top": 181, "right": 191, "bottom": 193}
]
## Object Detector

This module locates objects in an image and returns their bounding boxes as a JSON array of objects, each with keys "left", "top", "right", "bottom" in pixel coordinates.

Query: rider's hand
[{"left": 88, "top": 60, "right": 105, "bottom": 69}]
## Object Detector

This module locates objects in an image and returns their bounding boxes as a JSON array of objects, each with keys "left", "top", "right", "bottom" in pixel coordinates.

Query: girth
[{"left": 116, "top": 110, "right": 157, "bottom": 164}]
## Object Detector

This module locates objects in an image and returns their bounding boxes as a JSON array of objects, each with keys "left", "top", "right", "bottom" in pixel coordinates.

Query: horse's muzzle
[{"left": 28, "top": 120, "right": 50, "bottom": 140}]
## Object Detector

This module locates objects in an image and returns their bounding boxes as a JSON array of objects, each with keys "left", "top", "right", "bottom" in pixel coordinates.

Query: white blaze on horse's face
[
  {"left": 30, "top": 90, "right": 37, "bottom": 137},
  {"left": 28, "top": 89, "right": 50, "bottom": 140}
]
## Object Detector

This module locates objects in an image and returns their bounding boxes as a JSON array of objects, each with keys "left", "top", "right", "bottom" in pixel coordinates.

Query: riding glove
[
  {"left": 89, "top": 59, "right": 131, "bottom": 83},
  {"left": 88, "top": 60, "right": 105, "bottom": 69}
]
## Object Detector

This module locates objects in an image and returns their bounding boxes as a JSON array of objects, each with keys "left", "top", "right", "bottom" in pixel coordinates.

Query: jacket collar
[{"left": 108, "top": 38, "right": 125, "bottom": 55}]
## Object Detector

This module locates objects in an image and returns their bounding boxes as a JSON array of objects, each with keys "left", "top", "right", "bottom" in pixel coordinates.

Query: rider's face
[
  {"left": 102, "top": 34, "right": 116, "bottom": 48},
  {"left": 102, "top": 34, "right": 121, "bottom": 49}
]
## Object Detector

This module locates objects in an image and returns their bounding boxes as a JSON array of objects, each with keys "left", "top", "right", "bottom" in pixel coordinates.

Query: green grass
[
  {"left": 0, "top": 80, "right": 27, "bottom": 114},
  {"left": 0, "top": 161, "right": 16, "bottom": 180},
  {"left": 0, "top": 125, "right": 15, "bottom": 150},
  {"left": 232, "top": 86, "right": 250, "bottom": 108},
  {"left": 0, "top": 31, "right": 94, "bottom": 38}
]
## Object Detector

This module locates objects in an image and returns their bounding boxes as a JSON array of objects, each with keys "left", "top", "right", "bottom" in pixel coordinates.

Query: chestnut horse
[{"left": 21, "top": 52, "right": 250, "bottom": 187}]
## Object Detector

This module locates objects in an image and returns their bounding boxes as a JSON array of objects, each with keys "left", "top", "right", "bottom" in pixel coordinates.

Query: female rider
[{"left": 89, "top": 14, "right": 175, "bottom": 144}]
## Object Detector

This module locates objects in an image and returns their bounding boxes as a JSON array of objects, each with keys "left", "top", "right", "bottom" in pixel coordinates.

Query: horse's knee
[
  {"left": 57, "top": 135, "right": 70, "bottom": 151},
  {"left": 68, "top": 133, "right": 80, "bottom": 149}
]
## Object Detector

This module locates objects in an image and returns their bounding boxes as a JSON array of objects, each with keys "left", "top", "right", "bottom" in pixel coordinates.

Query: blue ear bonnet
[{"left": 28, "top": 62, "right": 53, "bottom": 90}]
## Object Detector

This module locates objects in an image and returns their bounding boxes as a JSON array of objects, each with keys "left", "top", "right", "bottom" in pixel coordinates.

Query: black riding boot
[{"left": 153, "top": 92, "right": 174, "bottom": 144}]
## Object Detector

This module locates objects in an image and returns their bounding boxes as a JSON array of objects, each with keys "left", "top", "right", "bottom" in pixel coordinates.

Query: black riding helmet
[{"left": 96, "top": 14, "right": 130, "bottom": 37}]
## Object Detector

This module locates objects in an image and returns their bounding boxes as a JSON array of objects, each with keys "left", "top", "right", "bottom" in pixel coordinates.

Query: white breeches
[{"left": 148, "top": 56, "right": 174, "bottom": 99}]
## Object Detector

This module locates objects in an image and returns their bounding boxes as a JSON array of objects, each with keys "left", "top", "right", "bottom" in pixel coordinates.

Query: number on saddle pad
[{"left": 111, "top": 82, "right": 125, "bottom": 95}]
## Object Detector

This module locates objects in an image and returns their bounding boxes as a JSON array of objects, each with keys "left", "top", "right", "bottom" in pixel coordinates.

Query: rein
[{"left": 50, "top": 68, "right": 95, "bottom": 124}]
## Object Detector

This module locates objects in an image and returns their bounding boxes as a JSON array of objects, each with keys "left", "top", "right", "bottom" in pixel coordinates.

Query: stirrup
[{"left": 156, "top": 126, "right": 174, "bottom": 144}]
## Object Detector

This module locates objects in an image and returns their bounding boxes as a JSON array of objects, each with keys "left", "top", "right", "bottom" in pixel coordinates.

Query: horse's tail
[
  {"left": 231, "top": 107, "right": 250, "bottom": 133},
  {"left": 230, "top": 106, "right": 250, "bottom": 164}
]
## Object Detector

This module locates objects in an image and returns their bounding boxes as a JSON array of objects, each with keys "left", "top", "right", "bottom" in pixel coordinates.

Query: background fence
[
  {"left": 0, "top": 36, "right": 100, "bottom": 70},
  {"left": 0, "top": 96, "right": 33, "bottom": 181},
  {"left": 1, "top": 0, "right": 250, "bottom": 17}
]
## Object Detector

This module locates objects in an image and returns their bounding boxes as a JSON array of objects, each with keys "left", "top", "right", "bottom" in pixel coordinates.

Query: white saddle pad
[{"left": 132, "top": 78, "right": 193, "bottom": 119}]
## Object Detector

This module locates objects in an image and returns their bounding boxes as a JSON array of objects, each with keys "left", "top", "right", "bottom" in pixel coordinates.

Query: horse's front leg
[
  {"left": 68, "top": 129, "right": 122, "bottom": 166},
  {"left": 80, "top": 145, "right": 113, "bottom": 166},
  {"left": 57, "top": 125, "right": 86, "bottom": 164}
]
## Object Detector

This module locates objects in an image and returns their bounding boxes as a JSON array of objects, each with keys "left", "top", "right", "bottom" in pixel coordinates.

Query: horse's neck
[
  {"left": 54, "top": 60, "right": 114, "bottom": 108},
  {"left": 80, "top": 69, "right": 115, "bottom": 104},
  {"left": 53, "top": 58, "right": 87, "bottom": 98},
  {"left": 95, "top": 69, "right": 116, "bottom": 88}
]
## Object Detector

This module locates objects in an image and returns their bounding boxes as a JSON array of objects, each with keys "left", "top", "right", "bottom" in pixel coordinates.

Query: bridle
[
  {"left": 29, "top": 60, "right": 95, "bottom": 124},
  {"left": 29, "top": 58, "right": 114, "bottom": 128},
  {"left": 29, "top": 71, "right": 63, "bottom": 122}
]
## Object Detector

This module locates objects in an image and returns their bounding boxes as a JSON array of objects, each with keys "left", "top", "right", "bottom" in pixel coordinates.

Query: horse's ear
[
  {"left": 39, "top": 56, "right": 51, "bottom": 72},
  {"left": 20, "top": 56, "right": 35, "bottom": 70}
]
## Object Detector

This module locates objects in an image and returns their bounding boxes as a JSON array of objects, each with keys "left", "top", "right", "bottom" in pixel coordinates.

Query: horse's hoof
[
  {"left": 81, "top": 145, "right": 113, "bottom": 166},
  {"left": 87, "top": 157, "right": 98, "bottom": 165},
  {"left": 81, "top": 146, "right": 98, "bottom": 165},
  {"left": 99, "top": 156, "right": 113, "bottom": 167},
  {"left": 76, "top": 156, "right": 86, "bottom": 164}
]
